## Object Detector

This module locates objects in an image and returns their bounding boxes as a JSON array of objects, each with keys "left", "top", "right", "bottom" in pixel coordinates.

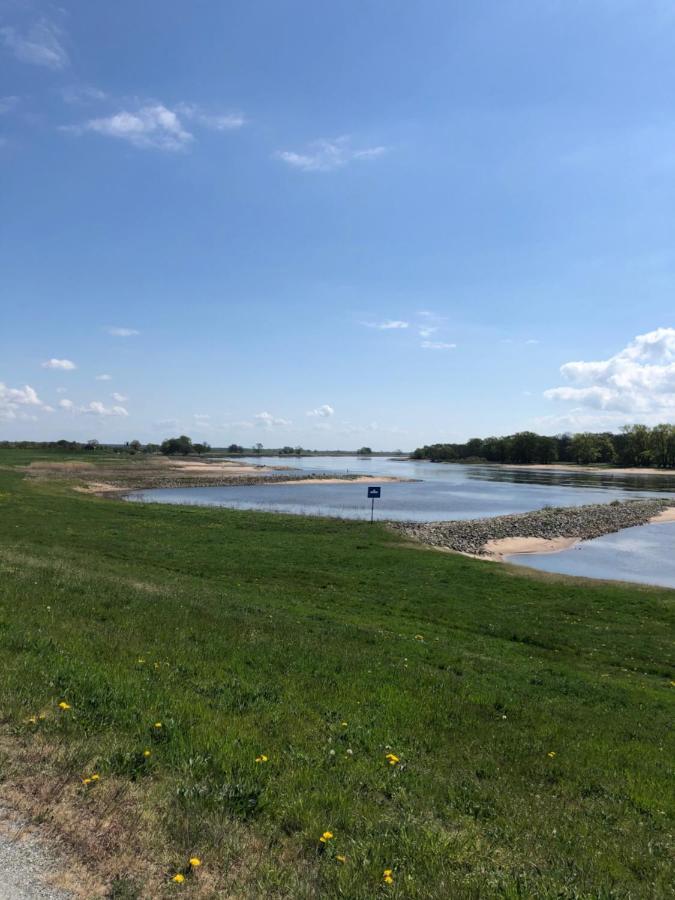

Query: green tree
[{"left": 161, "top": 435, "right": 194, "bottom": 456}]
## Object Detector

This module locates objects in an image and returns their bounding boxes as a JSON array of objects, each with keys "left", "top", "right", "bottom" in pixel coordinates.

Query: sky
[{"left": 2, "top": 0, "right": 675, "bottom": 450}]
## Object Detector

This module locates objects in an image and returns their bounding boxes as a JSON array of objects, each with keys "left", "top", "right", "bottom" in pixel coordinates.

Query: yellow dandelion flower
[
  {"left": 319, "top": 831, "right": 334, "bottom": 843},
  {"left": 171, "top": 873, "right": 185, "bottom": 883},
  {"left": 154, "top": 722, "right": 163, "bottom": 729},
  {"left": 91, "top": 773, "right": 100, "bottom": 781},
  {"left": 336, "top": 855, "right": 346, "bottom": 863},
  {"left": 341, "top": 721, "right": 348, "bottom": 727},
  {"left": 143, "top": 749, "right": 152, "bottom": 757},
  {"left": 385, "top": 753, "right": 400, "bottom": 765},
  {"left": 255, "top": 754, "right": 268, "bottom": 763},
  {"left": 384, "top": 868, "right": 394, "bottom": 884},
  {"left": 58, "top": 701, "right": 71, "bottom": 710},
  {"left": 548, "top": 751, "right": 556, "bottom": 758},
  {"left": 189, "top": 857, "right": 201, "bottom": 867},
  {"left": 81, "top": 777, "right": 92, "bottom": 785}
]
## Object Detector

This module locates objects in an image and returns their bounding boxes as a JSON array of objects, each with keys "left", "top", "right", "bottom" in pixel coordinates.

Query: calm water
[
  {"left": 126, "top": 456, "right": 675, "bottom": 588},
  {"left": 129, "top": 456, "right": 675, "bottom": 523},
  {"left": 506, "top": 522, "right": 675, "bottom": 589}
]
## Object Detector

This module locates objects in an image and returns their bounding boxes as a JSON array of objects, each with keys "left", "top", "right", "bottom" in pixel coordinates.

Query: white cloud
[
  {"left": 544, "top": 327, "right": 675, "bottom": 421},
  {"left": 107, "top": 326, "right": 139, "bottom": 337},
  {"left": 42, "top": 358, "right": 76, "bottom": 370},
  {"left": 363, "top": 320, "right": 409, "bottom": 330},
  {"left": 255, "top": 411, "right": 291, "bottom": 429},
  {"left": 307, "top": 404, "right": 334, "bottom": 418},
  {"left": 0, "top": 96, "right": 19, "bottom": 114},
  {"left": 112, "top": 392, "right": 128, "bottom": 402},
  {"left": 1, "top": 19, "right": 68, "bottom": 70},
  {"left": 95, "top": 373, "right": 112, "bottom": 381},
  {"left": 73, "top": 105, "right": 193, "bottom": 151},
  {"left": 421, "top": 340, "right": 456, "bottom": 350},
  {"left": 58, "top": 398, "right": 73, "bottom": 409},
  {"left": 276, "top": 136, "right": 387, "bottom": 172},
  {"left": 0, "top": 382, "right": 43, "bottom": 420}
]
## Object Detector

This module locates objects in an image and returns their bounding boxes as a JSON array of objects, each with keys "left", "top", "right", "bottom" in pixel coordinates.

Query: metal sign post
[{"left": 367, "top": 485, "right": 381, "bottom": 523}]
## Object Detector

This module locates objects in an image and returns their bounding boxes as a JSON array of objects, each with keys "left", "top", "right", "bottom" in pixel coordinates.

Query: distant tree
[
  {"left": 254, "top": 443, "right": 263, "bottom": 454},
  {"left": 193, "top": 442, "right": 211, "bottom": 455},
  {"left": 85, "top": 439, "right": 99, "bottom": 451},
  {"left": 357, "top": 446, "right": 372, "bottom": 455},
  {"left": 129, "top": 439, "right": 142, "bottom": 452},
  {"left": 161, "top": 435, "right": 194, "bottom": 456},
  {"left": 227, "top": 443, "right": 244, "bottom": 453}
]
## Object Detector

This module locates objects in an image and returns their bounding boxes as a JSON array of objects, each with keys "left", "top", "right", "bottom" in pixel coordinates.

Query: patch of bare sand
[
  {"left": 482, "top": 536, "right": 580, "bottom": 560},
  {"left": 281, "top": 475, "right": 404, "bottom": 485},
  {"left": 649, "top": 507, "right": 675, "bottom": 524},
  {"left": 498, "top": 462, "right": 675, "bottom": 477}
]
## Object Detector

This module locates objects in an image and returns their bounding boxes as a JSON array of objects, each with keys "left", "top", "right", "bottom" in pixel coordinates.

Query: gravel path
[
  {"left": 389, "top": 498, "right": 675, "bottom": 556},
  {"left": 0, "top": 806, "right": 73, "bottom": 900}
]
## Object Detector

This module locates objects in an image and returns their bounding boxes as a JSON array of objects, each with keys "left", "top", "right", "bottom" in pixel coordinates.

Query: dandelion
[
  {"left": 384, "top": 868, "right": 394, "bottom": 884},
  {"left": 189, "top": 857, "right": 201, "bottom": 867},
  {"left": 414, "top": 634, "right": 424, "bottom": 641},
  {"left": 58, "top": 701, "right": 71, "bottom": 710},
  {"left": 25, "top": 716, "right": 37, "bottom": 725},
  {"left": 346, "top": 748, "right": 353, "bottom": 756},
  {"left": 341, "top": 721, "right": 348, "bottom": 727},
  {"left": 143, "top": 749, "right": 152, "bottom": 758},
  {"left": 336, "top": 855, "right": 346, "bottom": 863},
  {"left": 154, "top": 722, "right": 163, "bottom": 729},
  {"left": 255, "top": 754, "right": 268, "bottom": 763},
  {"left": 91, "top": 773, "right": 100, "bottom": 781},
  {"left": 137, "top": 658, "right": 145, "bottom": 664},
  {"left": 385, "top": 753, "right": 400, "bottom": 766},
  {"left": 171, "top": 873, "right": 185, "bottom": 883},
  {"left": 81, "top": 777, "right": 92, "bottom": 785},
  {"left": 319, "top": 831, "right": 334, "bottom": 843},
  {"left": 547, "top": 751, "right": 556, "bottom": 758}
]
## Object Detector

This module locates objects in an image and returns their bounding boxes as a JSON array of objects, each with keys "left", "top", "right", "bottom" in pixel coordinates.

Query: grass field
[{"left": 0, "top": 450, "right": 673, "bottom": 898}]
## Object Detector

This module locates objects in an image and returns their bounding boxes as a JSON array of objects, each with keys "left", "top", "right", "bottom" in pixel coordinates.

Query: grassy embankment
[{"left": 0, "top": 449, "right": 673, "bottom": 898}]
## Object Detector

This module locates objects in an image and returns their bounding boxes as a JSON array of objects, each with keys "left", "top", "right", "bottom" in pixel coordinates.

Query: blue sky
[{"left": 2, "top": 0, "right": 675, "bottom": 449}]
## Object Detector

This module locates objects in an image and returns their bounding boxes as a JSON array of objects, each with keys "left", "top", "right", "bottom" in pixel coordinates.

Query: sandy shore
[
  {"left": 649, "top": 507, "right": 675, "bottom": 524},
  {"left": 483, "top": 535, "right": 580, "bottom": 559},
  {"left": 280, "top": 475, "right": 403, "bottom": 485},
  {"left": 493, "top": 462, "right": 675, "bottom": 477}
]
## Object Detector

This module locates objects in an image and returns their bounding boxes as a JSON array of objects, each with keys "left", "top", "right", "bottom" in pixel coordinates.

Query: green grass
[{"left": 0, "top": 452, "right": 673, "bottom": 898}]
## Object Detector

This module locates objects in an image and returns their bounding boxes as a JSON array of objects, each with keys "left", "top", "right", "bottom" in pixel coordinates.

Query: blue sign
[{"left": 367, "top": 486, "right": 381, "bottom": 499}]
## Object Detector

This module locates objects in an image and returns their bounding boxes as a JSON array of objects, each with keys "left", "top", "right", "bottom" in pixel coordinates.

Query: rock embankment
[{"left": 389, "top": 498, "right": 675, "bottom": 556}]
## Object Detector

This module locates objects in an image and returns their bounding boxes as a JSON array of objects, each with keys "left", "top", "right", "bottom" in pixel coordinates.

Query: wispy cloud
[
  {"left": 1, "top": 19, "right": 68, "bottom": 70},
  {"left": 42, "top": 358, "right": 76, "bottom": 370},
  {"left": 67, "top": 105, "right": 193, "bottom": 151},
  {"left": 60, "top": 398, "right": 128, "bottom": 417},
  {"left": 112, "top": 392, "right": 128, "bottom": 402},
  {"left": 420, "top": 340, "right": 456, "bottom": 350},
  {"left": 59, "top": 84, "right": 107, "bottom": 105},
  {"left": 0, "top": 96, "right": 19, "bottom": 114},
  {"left": 255, "top": 411, "right": 291, "bottom": 429},
  {"left": 363, "top": 320, "right": 409, "bottom": 330},
  {"left": 176, "top": 103, "right": 246, "bottom": 131},
  {"left": 307, "top": 404, "right": 334, "bottom": 418},
  {"left": 276, "top": 136, "right": 387, "bottom": 172},
  {"left": 65, "top": 101, "right": 246, "bottom": 152},
  {"left": 107, "top": 326, "right": 139, "bottom": 337},
  {"left": 95, "top": 373, "right": 112, "bottom": 381}
]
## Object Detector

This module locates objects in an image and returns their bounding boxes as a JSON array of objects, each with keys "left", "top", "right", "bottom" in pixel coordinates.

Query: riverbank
[
  {"left": 0, "top": 449, "right": 673, "bottom": 897},
  {"left": 18, "top": 455, "right": 408, "bottom": 497},
  {"left": 390, "top": 497, "right": 675, "bottom": 559}
]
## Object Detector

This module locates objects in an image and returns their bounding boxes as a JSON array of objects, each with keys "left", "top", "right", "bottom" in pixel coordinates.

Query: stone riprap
[{"left": 388, "top": 498, "right": 675, "bottom": 556}]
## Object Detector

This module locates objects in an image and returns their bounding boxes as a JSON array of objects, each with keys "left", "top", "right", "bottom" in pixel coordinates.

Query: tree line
[{"left": 411, "top": 424, "right": 675, "bottom": 468}]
